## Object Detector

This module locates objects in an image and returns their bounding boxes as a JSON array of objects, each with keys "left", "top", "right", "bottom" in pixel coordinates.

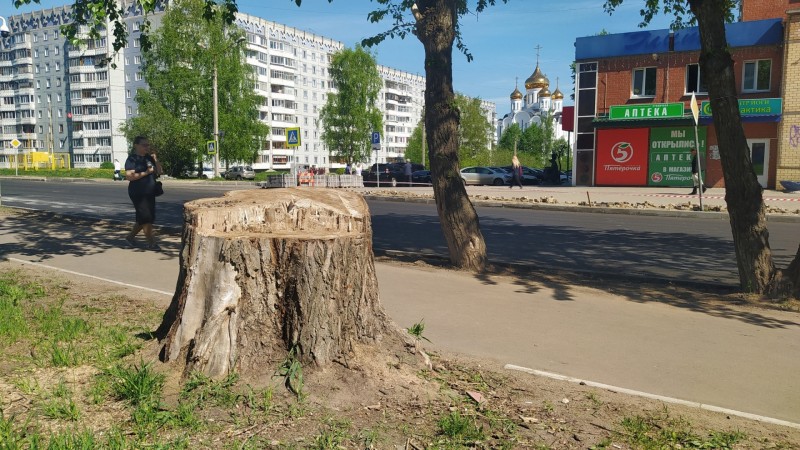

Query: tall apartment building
[{"left": 1, "top": 2, "right": 495, "bottom": 171}]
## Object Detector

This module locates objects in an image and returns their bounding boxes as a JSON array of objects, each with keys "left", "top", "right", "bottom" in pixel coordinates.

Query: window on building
[
  {"left": 632, "top": 67, "right": 656, "bottom": 97},
  {"left": 34, "top": 49, "right": 38, "bottom": 58},
  {"left": 54, "top": 46, "right": 59, "bottom": 55},
  {"left": 743, "top": 59, "right": 771, "bottom": 92},
  {"left": 46, "top": 79, "right": 50, "bottom": 88},
  {"left": 134, "top": 38, "right": 140, "bottom": 48},
  {"left": 135, "top": 72, "right": 143, "bottom": 81},
  {"left": 134, "top": 55, "right": 141, "bottom": 64},
  {"left": 56, "top": 78, "right": 61, "bottom": 87},
  {"left": 43, "top": 47, "right": 48, "bottom": 57},
  {"left": 36, "top": 80, "right": 40, "bottom": 89},
  {"left": 126, "top": 89, "right": 131, "bottom": 99},
  {"left": 127, "top": 106, "right": 132, "bottom": 115},
  {"left": 125, "top": 57, "right": 129, "bottom": 65},
  {"left": 685, "top": 64, "right": 707, "bottom": 94},
  {"left": 55, "top": 62, "right": 60, "bottom": 72}
]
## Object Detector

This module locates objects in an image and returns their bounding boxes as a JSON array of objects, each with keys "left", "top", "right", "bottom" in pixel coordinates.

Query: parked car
[
  {"left": 460, "top": 166, "right": 511, "bottom": 186},
  {"left": 411, "top": 170, "right": 432, "bottom": 185},
  {"left": 182, "top": 166, "right": 215, "bottom": 179},
  {"left": 363, "top": 162, "right": 425, "bottom": 186},
  {"left": 501, "top": 165, "right": 542, "bottom": 185},
  {"left": 223, "top": 165, "right": 255, "bottom": 180}
]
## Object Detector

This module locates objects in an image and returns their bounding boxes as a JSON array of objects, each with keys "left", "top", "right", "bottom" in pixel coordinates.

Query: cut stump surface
[{"left": 158, "top": 188, "right": 394, "bottom": 378}]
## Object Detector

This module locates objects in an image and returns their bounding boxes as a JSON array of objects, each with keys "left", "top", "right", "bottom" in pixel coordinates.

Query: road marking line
[
  {"left": 6, "top": 257, "right": 173, "bottom": 297},
  {"left": 504, "top": 364, "right": 800, "bottom": 430}
]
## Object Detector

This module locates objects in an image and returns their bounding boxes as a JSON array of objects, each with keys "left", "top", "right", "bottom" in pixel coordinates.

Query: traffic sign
[
  {"left": 690, "top": 92, "right": 699, "bottom": 125},
  {"left": 286, "top": 127, "right": 301, "bottom": 148},
  {"left": 371, "top": 131, "right": 380, "bottom": 151},
  {"left": 206, "top": 140, "right": 216, "bottom": 155},
  {"left": 10, "top": 138, "right": 20, "bottom": 148}
]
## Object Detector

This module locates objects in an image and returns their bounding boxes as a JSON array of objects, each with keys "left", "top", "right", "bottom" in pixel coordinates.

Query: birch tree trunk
[{"left": 156, "top": 188, "right": 395, "bottom": 378}]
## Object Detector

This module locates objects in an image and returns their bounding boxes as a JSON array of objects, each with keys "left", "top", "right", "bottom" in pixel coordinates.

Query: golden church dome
[
  {"left": 539, "top": 87, "right": 551, "bottom": 98},
  {"left": 525, "top": 65, "right": 549, "bottom": 90},
  {"left": 510, "top": 87, "right": 523, "bottom": 100},
  {"left": 552, "top": 87, "right": 564, "bottom": 100}
]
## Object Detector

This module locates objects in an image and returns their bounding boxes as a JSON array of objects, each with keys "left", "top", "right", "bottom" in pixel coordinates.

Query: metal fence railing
[{"left": 260, "top": 174, "right": 364, "bottom": 189}]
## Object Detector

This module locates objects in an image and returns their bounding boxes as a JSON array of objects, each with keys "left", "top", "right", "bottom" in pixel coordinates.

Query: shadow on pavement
[{"left": 0, "top": 210, "right": 181, "bottom": 261}]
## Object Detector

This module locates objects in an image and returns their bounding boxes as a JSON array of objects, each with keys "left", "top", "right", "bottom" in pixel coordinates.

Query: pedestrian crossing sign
[
  {"left": 207, "top": 140, "right": 216, "bottom": 155},
  {"left": 286, "top": 127, "right": 301, "bottom": 148}
]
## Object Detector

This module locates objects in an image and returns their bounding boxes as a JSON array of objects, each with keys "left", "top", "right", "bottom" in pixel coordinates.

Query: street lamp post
[{"left": 212, "top": 36, "right": 246, "bottom": 178}]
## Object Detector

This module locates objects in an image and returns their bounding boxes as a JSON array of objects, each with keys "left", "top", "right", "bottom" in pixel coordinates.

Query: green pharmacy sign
[
  {"left": 609, "top": 103, "right": 685, "bottom": 120},
  {"left": 648, "top": 127, "right": 707, "bottom": 187},
  {"left": 700, "top": 98, "right": 782, "bottom": 117}
]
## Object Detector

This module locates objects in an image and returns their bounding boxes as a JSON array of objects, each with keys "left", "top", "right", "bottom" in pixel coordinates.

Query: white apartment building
[{"left": 0, "top": 2, "right": 494, "bottom": 170}]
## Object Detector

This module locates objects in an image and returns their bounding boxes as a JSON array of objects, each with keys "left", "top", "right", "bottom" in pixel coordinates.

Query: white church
[{"left": 497, "top": 58, "right": 571, "bottom": 145}]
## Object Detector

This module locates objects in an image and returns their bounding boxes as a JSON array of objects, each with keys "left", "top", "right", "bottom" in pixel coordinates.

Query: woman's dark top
[{"left": 125, "top": 153, "right": 156, "bottom": 196}]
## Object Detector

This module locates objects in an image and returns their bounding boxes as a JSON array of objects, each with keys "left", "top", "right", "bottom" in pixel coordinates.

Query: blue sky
[{"left": 6, "top": 0, "right": 676, "bottom": 111}]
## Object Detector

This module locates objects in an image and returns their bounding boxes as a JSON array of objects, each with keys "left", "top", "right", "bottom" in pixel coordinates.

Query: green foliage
[
  {"left": 120, "top": 0, "right": 268, "bottom": 177},
  {"left": 320, "top": 46, "right": 383, "bottom": 165},
  {"left": 181, "top": 371, "right": 243, "bottom": 408},
  {"left": 108, "top": 361, "right": 165, "bottom": 406},
  {"left": 620, "top": 411, "right": 745, "bottom": 449},
  {"left": 454, "top": 94, "right": 494, "bottom": 164},
  {"left": 602, "top": 0, "right": 737, "bottom": 30},
  {"left": 404, "top": 120, "right": 426, "bottom": 168},
  {"left": 437, "top": 410, "right": 485, "bottom": 443},
  {"left": 277, "top": 346, "right": 305, "bottom": 398},
  {"left": 0, "top": 277, "right": 31, "bottom": 343},
  {"left": 99, "top": 161, "right": 115, "bottom": 169},
  {"left": 406, "top": 319, "right": 432, "bottom": 343}
]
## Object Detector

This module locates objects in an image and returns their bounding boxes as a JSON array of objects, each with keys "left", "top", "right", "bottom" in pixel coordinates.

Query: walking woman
[
  {"left": 124, "top": 136, "right": 162, "bottom": 250},
  {"left": 510, "top": 154, "right": 523, "bottom": 189}
]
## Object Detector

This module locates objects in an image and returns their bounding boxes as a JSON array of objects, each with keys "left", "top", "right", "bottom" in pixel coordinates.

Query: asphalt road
[{"left": 1, "top": 178, "right": 798, "bottom": 287}]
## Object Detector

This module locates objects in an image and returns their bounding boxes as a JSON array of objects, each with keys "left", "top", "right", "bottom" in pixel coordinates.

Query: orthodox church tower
[{"left": 497, "top": 47, "right": 571, "bottom": 144}]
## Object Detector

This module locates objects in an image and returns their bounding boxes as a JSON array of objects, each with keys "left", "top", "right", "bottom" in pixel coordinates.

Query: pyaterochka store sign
[
  {"left": 648, "top": 127, "right": 707, "bottom": 187},
  {"left": 609, "top": 103, "right": 685, "bottom": 120}
]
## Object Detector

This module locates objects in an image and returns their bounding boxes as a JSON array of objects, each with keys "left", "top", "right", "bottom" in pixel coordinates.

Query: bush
[{"left": 99, "top": 162, "right": 115, "bottom": 170}]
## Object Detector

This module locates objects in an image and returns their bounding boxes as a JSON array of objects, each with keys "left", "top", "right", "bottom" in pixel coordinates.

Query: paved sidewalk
[{"left": 357, "top": 184, "right": 800, "bottom": 217}]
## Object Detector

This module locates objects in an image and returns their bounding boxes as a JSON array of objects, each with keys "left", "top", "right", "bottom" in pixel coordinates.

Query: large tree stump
[{"left": 157, "top": 188, "right": 395, "bottom": 378}]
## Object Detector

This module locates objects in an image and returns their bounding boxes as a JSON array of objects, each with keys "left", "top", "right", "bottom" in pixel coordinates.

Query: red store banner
[{"left": 595, "top": 128, "right": 650, "bottom": 186}]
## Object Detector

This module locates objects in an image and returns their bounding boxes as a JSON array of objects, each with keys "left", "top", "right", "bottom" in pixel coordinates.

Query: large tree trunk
[
  {"left": 414, "top": 0, "right": 487, "bottom": 272},
  {"left": 156, "top": 188, "right": 397, "bottom": 378},
  {"left": 690, "top": 0, "right": 782, "bottom": 294}
]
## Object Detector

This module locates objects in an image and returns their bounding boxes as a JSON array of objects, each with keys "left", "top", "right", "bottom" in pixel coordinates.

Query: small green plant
[
  {"left": 181, "top": 371, "right": 242, "bottom": 408},
  {"left": 542, "top": 400, "right": 554, "bottom": 414},
  {"left": 277, "top": 346, "right": 304, "bottom": 398},
  {"left": 407, "top": 319, "right": 432, "bottom": 343},
  {"left": 438, "top": 410, "right": 485, "bottom": 442},
  {"left": 42, "top": 398, "right": 80, "bottom": 421},
  {"left": 313, "top": 418, "right": 351, "bottom": 450},
  {"left": 620, "top": 412, "right": 746, "bottom": 449},
  {"left": 108, "top": 361, "right": 165, "bottom": 406},
  {"left": 586, "top": 392, "right": 603, "bottom": 408},
  {"left": 49, "top": 340, "right": 80, "bottom": 367}
]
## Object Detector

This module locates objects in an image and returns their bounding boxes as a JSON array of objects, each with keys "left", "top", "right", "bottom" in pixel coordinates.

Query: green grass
[
  {"left": 181, "top": 371, "right": 243, "bottom": 408},
  {"left": 108, "top": 361, "right": 165, "bottom": 407},
  {"left": 619, "top": 411, "right": 746, "bottom": 449},
  {"left": 437, "top": 410, "right": 485, "bottom": 443}
]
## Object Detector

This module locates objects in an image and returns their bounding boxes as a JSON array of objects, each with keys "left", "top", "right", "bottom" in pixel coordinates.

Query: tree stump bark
[{"left": 157, "top": 188, "right": 395, "bottom": 378}]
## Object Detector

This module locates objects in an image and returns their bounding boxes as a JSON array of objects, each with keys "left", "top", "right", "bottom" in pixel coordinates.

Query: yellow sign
[
  {"left": 10, "top": 138, "right": 21, "bottom": 148},
  {"left": 206, "top": 140, "right": 216, "bottom": 155}
]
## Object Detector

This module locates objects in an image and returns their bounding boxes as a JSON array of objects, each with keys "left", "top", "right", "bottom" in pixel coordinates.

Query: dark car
[
  {"left": 411, "top": 170, "right": 432, "bottom": 185},
  {"left": 501, "top": 165, "right": 542, "bottom": 185},
  {"left": 363, "top": 162, "right": 425, "bottom": 187}
]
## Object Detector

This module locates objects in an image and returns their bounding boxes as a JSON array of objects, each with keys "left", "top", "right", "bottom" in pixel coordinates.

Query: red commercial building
[{"left": 572, "top": 2, "right": 794, "bottom": 189}]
